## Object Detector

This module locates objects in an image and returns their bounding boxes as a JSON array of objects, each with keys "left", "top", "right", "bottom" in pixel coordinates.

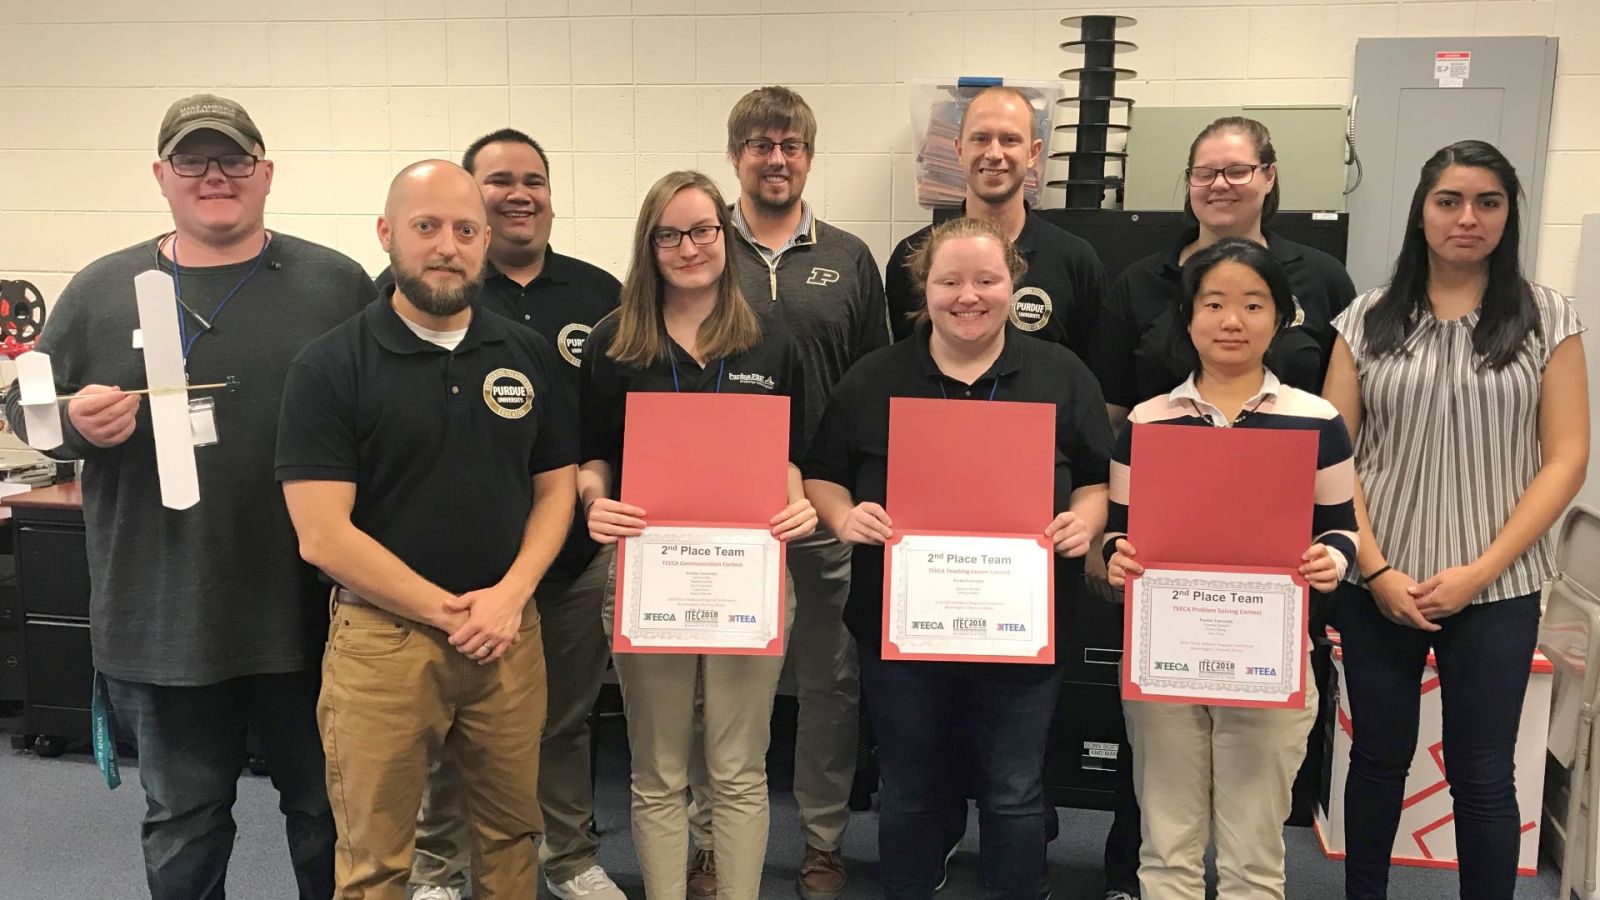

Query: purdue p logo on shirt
[
  {"left": 483, "top": 368, "right": 535, "bottom": 420},
  {"left": 1009, "top": 287, "right": 1052, "bottom": 332}
]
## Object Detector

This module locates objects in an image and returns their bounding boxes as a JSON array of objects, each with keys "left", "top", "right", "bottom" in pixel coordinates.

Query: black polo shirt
[
  {"left": 1091, "top": 229, "right": 1356, "bottom": 409},
  {"left": 276, "top": 291, "right": 577, "bottom": 595},
  {"left": 580, "top": 314, "right": 808, "bottom": 496},
  {"left": 377, "top": 249, "right": 620, "bottom": 581},
  {"left": 803, "top": 322, "right": 1113, "bottom": 657},
  {"left": 885, "top": 207, "right": 1107, "bottom": 364}
]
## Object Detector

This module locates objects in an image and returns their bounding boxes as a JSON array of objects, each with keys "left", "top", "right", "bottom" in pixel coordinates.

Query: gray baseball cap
[{"left": 157, "top": 94, "right": 265, "bottom": 157}]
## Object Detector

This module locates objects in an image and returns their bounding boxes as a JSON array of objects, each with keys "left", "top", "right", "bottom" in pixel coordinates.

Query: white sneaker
[
  {"left": 547, "top": 864, "right": 627, "bottom": 899},
  {"left": 409, "top": 887, "right": 463, "bottom": 900}
]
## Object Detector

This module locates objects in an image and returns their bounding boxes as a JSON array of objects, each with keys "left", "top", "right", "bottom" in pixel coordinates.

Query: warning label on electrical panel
[{"left": 1434, "top": 51, "right": 1470, "bottom": 88}]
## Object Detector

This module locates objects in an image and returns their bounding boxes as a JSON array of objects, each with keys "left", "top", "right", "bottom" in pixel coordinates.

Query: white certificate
[
  {"left": 884, "top": 533, "right": 1054, "bottom": 663},
  {"left": 1124, "top": 566, "right": 1307, "bottom": 707},
  {"left": 615, "top": 525, "right": 784, "bottom": 655}
]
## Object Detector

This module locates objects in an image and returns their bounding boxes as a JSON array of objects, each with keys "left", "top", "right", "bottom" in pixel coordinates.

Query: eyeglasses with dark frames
[
  {"left": 166, "top": 153, "right": 260, "bottom": 178},
  {"left": 1187, "top": 163, "right": 1268, "bottom": 187},
  {"left": 742, "top": 138, "right": 809, "bottom": 159},
  {"left": 651, "top": 224, "right": 724, "bottom": 249}
]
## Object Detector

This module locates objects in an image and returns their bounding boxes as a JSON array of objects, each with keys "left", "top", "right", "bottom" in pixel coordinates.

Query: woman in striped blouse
[
  {"left": 1322, "top": 140, "right": 1588, "bottom": 900},
  {"left": 1104, "top": 237, "right": 1358, "bottom": 900}
]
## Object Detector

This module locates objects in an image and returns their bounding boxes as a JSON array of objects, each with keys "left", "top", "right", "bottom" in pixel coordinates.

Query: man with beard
[
  {"left": 2, "top": 93, "right": 373, "bottom": 900},
  {"left": 393, "top": 129, "right": 624, "bottom": 900},
  {"left": 681, "top": 85, "right": 889, "bottom": 900},
  {"left": 885, "top": 85, "right": 1106, "bottom": 361},
  {"left": 275, "top": 160, "right": 577, "bottom": 900}
]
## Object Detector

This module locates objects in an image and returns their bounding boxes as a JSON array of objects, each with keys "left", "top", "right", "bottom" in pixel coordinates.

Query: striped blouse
[
  {"left": 1105, "top": 371, "right": 1360, "bottom": 578},
  {"left": 1333, "top": 283, "right": 1584, "bottom": 603}
]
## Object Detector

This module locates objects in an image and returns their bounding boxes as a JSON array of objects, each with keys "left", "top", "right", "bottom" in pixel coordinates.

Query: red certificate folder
[
  {"left": 613, "top": 393, "right": 790, "bottom": 656},
  {"left": 1121, "top": 424, "right": 1318, "bottom": 707},
  {"left": 619, "top": 393, "right": 788, "bottom": 520},
  {"left": 881, "top": 398, "right": 1057, "bottom": 663}
]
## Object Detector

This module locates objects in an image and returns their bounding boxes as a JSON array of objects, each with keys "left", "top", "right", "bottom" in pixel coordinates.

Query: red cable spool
[{"left": 0, "top": 278, "right": 46, "bottom": 359}]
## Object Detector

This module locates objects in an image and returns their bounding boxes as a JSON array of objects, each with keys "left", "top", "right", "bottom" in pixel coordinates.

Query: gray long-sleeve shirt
[{"left": 3, "top": 234, "right": 374, "bottom": 685}]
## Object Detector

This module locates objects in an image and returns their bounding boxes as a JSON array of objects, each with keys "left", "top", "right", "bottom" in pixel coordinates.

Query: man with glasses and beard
[
  {"left": 275, "top": 160, "right": 578, "bottom": 900},
  {"left": 2, "top": 93, "right": 373, "bottom": 900}
]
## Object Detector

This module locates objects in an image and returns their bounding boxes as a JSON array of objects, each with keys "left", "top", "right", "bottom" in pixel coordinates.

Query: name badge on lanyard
[{"left": 189, "top": 395, "right": 219, "bottom": 447}]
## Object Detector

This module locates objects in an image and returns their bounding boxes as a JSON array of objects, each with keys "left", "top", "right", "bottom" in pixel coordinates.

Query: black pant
[
  {"left": 105, "top": 669, "right": 335, "bottom": 900},
  {"left": 1103, "top": 735, "right": 1142, "bottom": 895},
  {"left": 1334, "top": 585, "right": 1540, "bottom": 900}
]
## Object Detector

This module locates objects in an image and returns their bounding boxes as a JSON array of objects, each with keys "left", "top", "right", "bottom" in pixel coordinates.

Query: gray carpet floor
[{"left": 0, "top": 715, "right": 1567, "bottom": 899}]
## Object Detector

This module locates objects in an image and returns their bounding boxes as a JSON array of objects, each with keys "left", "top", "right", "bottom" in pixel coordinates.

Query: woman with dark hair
[
  {"left": 1093, "top": 116, "right": 1356, "bottom": 428},
  {"left": 1104, "top": 237, "right": 1357, "bottom": 900},
  {"left": 1090, "top": 115, "right": 1357, "bottom": 900},
  {"left": 805, "top": 217, "right": 1111, "bottom": 899},
  {"left": 1322, "top": 140, "right": 1589, "bottom": 900},
  {"left": 578, "top": 170, "right": 816, "bottom": 899}
]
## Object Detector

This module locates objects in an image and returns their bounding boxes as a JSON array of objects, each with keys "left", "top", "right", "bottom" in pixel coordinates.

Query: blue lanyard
[
  {"left": 939, "top": 376, "right": 1001, "bottom": 401},
  {"left": 668, "top": 345, "right": 724, "bottom": 394},
  {"left": 171, "top": 233, "right": 268, "bottom": 360}
]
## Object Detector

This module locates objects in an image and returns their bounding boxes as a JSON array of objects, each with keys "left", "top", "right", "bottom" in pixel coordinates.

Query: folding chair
[{"left": 1538, "top": 505, "right": 1600, "bottom": 900}]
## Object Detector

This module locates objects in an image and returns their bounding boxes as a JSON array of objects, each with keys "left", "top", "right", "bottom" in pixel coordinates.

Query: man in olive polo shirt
[
  {"left": 276, "top": 160, "right": 577, "bottom": 900},
  {"left": 389, "top": 128, "right": 625, "bottom": 900}
]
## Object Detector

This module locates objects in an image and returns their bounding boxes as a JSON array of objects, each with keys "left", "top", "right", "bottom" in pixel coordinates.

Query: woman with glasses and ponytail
[
  {"left": 1322, "top": 140, "right": 1588, "bottom": 900},
  {"left": 1093, "top": 116, "right": 1357, "bottom": 427},
  {"left": 578, "top": 169, "right": 816, "bottom": 899}
]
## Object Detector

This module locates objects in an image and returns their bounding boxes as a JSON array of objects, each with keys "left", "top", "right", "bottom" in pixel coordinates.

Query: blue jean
[
  {"left": 105, "top": 669, "right": 335, "bottom": 900},
  {"left": 860, "top": 653, "right": 1064, "bottom": 900},
  {"left": 1334, "top": 586, "right": 1540, "bottom": 900}
]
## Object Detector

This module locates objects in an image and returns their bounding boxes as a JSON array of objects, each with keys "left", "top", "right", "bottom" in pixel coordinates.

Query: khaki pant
[
  {"left": 1123, "top": 656, "right": 1317, "bottom": 900},
  {"left": 690, "top": 527, "right": 858, "bottom": 853},
  {"left": 412, "top": 546, "right": 614, "bottom": 888},
  {"left": 319, "top": 598, "right": 546, "bottom": 900},
  {"left": 605, "top": 556, "right": 795, "bottom": 900}
]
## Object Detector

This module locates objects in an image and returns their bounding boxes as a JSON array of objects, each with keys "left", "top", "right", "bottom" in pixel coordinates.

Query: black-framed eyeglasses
[
  {"left": 1187, "top": 163, "right": 1268, "bottom": 187},
  {"left": 167, "top": 153, "right": 260, "bottom": 178},
  {"left": 742, "top": 138, "right": 809, "bottom": 159},
  {"left": 651, "top": 224, "right": 723, "bottom": 249}
]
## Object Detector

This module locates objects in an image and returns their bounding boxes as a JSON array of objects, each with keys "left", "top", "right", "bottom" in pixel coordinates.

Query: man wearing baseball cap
[{"left": 4, "top": 93, "right": 375, "bottom": 899}]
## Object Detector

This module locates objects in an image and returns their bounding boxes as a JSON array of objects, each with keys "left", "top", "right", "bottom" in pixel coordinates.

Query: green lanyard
[{"left": 91, "top": 671, "right": 122, "bottom": 789}]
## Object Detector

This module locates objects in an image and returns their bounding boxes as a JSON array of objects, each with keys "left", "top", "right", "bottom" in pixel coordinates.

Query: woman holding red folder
[
  {"left": 1103, "top": 237, "right": 1357, "bottom": 900},
  {"left": 1321, "top": 141, "right": 1588, "bottom": 900},
  {"left": 805, "top": 216, "right": 1112, "bottom": 899},
  {"left": 576, "top": 169, "right": 816, "bottom": 900}
]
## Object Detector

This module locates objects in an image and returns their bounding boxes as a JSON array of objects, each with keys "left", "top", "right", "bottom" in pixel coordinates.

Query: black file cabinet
[
  {"left": 1048, "top": 593, "right": 1128, "bottom": 810},
  {"left": 1046, "top": 589, "right": 1333, "bottom": 825},
  {"left": 2, "top": 483, "right": 91, "bottom": 757},
  {"left": 0, "top": 553, "right": 23, "bottom": 708}
]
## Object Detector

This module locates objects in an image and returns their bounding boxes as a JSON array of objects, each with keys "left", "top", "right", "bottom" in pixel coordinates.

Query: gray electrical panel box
[{"left": 1346, "top": 36, "right": 1557, "bottom": 292}]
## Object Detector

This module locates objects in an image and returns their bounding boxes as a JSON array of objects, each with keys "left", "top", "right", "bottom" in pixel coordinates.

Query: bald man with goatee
[{"left": 274, "top": 160, "right": 578, "bottom": 900}]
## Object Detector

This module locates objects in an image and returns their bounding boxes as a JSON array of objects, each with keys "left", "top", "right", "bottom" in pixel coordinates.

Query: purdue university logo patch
[
  {"left": 1009, "top": 287, "right": 1052, "bottom": 332},
  {"left": 557, "top": 322, "right": 592, "bottom": 367},
  {"left": 482, "top": 368, "right": 535, "bottom": 420}
]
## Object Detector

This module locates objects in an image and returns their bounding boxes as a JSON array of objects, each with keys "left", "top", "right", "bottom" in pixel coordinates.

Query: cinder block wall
[{"left": 2, "top": 0, "right": 1597, "bottom": 308}]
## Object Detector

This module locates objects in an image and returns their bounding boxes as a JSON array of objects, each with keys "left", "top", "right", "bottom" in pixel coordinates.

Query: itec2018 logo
[{"left": 482, "top": 368, "right": 534, "bottom": 420}]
